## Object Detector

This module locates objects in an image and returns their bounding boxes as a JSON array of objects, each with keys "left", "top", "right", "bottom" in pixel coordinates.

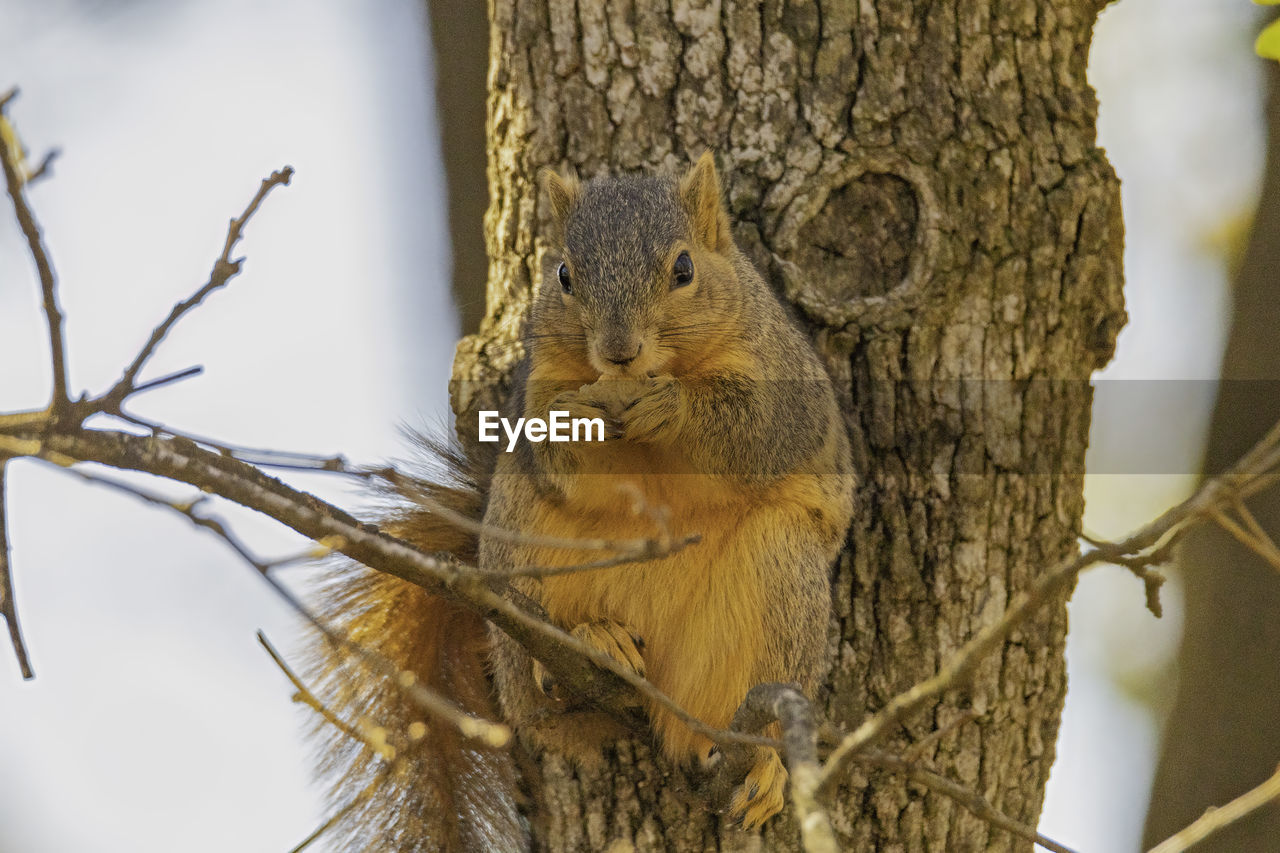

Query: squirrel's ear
[
  {"left": 679, "top": 151, "right": 732, "bottom": 252},
  {"left": 540, "top": 167, "right": 581, "bottom": 233}
]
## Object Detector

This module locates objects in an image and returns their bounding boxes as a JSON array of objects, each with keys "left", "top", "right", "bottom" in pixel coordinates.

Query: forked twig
[{"left": 101, "top": 166, "right": 294, "bottom": 409}]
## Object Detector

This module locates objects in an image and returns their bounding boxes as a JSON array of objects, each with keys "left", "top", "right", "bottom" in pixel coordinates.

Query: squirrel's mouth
[{"left": 593, "top": 362, "right": 653, "bottom": 380}]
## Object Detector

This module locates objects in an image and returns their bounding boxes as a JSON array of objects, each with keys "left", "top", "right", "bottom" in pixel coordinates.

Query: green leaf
[
  {"left": 1258, "top": 19, "right": 1280, "bottom": 60},
  {"left": 1255, "top": 0, "right": 1280, "bottom": 6}
]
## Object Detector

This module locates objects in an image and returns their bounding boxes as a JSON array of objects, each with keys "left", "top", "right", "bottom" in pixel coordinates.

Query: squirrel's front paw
[
  {"left": 727, "top": 747, "right": 787, "bottom": 831},
  {"left": 619, "top": 376, "right": 680, "bottom": 442},
  {"left": 533, "top": 620, "right": 646, "bottom": 703},
  {"left": 550, "top": 389, "right": 621, "bottom": 439}
]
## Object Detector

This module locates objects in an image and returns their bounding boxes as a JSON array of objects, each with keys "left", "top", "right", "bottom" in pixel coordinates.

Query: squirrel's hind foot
[
  {"left": 533, "top": 620, "right": 646, "bottom": 703},
  {"left": 727, "top": 747, "right": 787, "bottom": 831}
]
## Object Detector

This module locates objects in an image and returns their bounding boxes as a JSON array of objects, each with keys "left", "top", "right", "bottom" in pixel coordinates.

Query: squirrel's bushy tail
[{"left": 305, "top": 436, "right": 522, "bottom": 853}]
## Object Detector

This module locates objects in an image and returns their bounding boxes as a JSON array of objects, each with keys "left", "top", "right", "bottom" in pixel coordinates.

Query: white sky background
[{"left": 0, "top": 1, "right": 1265, "bottom": 851}]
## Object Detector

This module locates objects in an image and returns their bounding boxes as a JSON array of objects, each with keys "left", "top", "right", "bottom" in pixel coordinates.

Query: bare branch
[
  {"left": 61, "top": 463, "right": 512, "bottom": 749},
  {"left": 0, "top": 97, "right": 69, "bottom": 410},
  {"left": 1102, "top": 551, "right": 1170, "bottom": 618},
  {"left": 109, "top": 410, "right": 349, "bottom": 472},
  {"left": 102, "top": 166, "right": 293, "bottom": 407},
  {"left": 0, "top": 460, "right": 34, "bottom": 679},
  {"left": 38, "top": 440, "right": 775, "bottom": 756},
  {"left": 819, "top": 417, "right": 1280, "bottom": 796},
  {"left": 1147, "top": 762, "right": 1280, "bottom": 853},
  {"left": 0, "top": 410, "right": 52, "bottom": 433}
]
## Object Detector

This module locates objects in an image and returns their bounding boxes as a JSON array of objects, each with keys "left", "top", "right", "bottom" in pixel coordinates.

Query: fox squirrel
[{"left": 308, "top": 153, "right": 854, "bottom": 851}]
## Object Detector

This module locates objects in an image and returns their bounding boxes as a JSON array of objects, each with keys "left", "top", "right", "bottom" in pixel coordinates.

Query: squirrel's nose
[{"left": 602, "top": 341, "right": 642, "bottom": 366}]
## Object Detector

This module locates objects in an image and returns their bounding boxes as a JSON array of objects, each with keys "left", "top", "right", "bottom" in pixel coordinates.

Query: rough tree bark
[
  {"left": 449, "top": 2, "right": 1125, "bottom": 849},
  {"left": 1142, "top": 64, "right": 1280, "bottom": 851}
]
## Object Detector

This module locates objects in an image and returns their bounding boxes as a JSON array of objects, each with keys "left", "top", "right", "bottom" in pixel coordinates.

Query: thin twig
[
  {"left": 259, "top": 631, "right": 408, "bottom": 853},
  {"left": 476, "top": 533, "right": 701, "bottom": 578},
  {"left": 900, "top": 709, "right": 981, "bottom": 762},
  {"left": 1147, "top": 762, "right": 1280, "bottom": 853},
  {"left": 102, "top": 166, "right": 293, "bottom": 407},
  {"left": 129, "top": 365, "right": 204, "bottom": 397},
  {"left": 1083, "top": 528, "right": 1174, "bottom": 611},
  {"left": 1212, "top": 497, "right": 1280, "bottom": 575},
  {"left": 0, "top": 460, "right": 34, "bottom": 678},
  {"left": 859, "top": 749, "right": 1077, "bottom": 853},
  {"left": 110, "top": 411, "right": 349, "bottom": 472},
  {"left": 1104, "top": 551, "right": 1170, "bottom": 618},
  {"left": 1230, "top": 497, "right": 1276, "bottom": 553},
  {"left": 1210, "top": 509, "right": 1280, "bottom": 573},
  {"left": 25, "top": 148, "right": 59, "bottom": 184},
  {"left": 257, "top": 631, "right": 372, "bottom": 750},
  {"left": 0, "top": 98, "right": 68, "bottom": 410}
]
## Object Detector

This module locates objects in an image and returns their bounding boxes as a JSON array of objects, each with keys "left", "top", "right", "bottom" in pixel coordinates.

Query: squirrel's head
[{"left": 532, "top": 152, "right": 742, "bottom": 378}]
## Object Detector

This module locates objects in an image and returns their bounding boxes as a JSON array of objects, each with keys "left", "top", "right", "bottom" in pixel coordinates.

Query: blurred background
[{"left": 0, "top": 1, "right": 1272, "bottom": 850}]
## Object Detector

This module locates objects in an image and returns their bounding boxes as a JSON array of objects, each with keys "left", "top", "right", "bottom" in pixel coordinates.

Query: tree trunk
[
  {"left": 1142, "top": 64, "right": 1280, "bottom": 851},
  {"left": 451, "top": 2, "right": 1125, "bottom": 849}
]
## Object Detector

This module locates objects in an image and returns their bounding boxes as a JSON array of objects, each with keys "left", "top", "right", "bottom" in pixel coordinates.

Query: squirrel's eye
[
  {"left": 672, "top": 251, "right": 694, "bottom": 288},
  {"left": 557, "top": 262, "right": 573, "bottom": 294}
]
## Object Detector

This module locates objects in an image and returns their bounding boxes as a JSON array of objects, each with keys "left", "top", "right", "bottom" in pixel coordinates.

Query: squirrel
[{"left": 306, "top": 152, "right": 855, "bottom": 852}]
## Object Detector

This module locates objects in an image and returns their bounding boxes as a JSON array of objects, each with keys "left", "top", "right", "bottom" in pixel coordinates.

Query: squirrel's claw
[
  {"left": 532, "top": 661, "right": 560, "bottom": 700},
  {"left": 726, "top": 748, "right": 787, "bottom": 831},
  {"left": 532, "top": 620, "right": 646, "bottom": 704}
]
